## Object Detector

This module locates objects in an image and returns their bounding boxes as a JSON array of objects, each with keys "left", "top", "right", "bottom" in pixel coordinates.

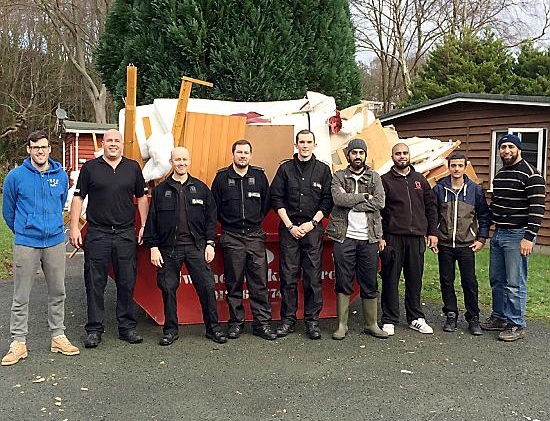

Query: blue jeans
[{"left": 489, "top": 227, "right": 529, "bottom": 327}]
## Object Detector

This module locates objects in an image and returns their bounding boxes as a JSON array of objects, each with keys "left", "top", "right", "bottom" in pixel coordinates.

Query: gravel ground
[{"left": 1, "top": 254, "right": 549, "bottom": 421}]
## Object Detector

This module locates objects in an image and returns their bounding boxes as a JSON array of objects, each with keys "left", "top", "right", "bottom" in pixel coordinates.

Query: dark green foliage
[
  {"left": 292, "top": 0, "right": 362, "bottom": 107},
  {"left": 208, "top": 1, "right": 304, "bottom": 101},
  {"left": 404, "top": 31, "right": 515, "bottom": 106},
  {"left": 96, "top": 0, "right": 362, "bottom": 109},
  {"left": 95, "top": 0, "right": 135, "bottom": 103},
  {"left": 513, "top": 42, "right": 550, "bottom": 96}
]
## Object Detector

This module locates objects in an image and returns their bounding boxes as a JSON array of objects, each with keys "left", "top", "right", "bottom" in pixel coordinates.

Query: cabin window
[{"left": 490, "top": 128, "right": 548, "bottom": 189}]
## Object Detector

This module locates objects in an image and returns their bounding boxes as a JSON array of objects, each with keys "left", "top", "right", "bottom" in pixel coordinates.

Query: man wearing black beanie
[{"left": 481, "top": 134, "right": 545, "bottom": 342}]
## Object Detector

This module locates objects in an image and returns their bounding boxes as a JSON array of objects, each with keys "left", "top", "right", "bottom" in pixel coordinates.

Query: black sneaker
[
  {"left": 498, "top": 325, "right": 526, "bottom": 342},
  {"left": 227, "top": 324, "right": 244, "bottom": 339},
  {"left": 468, "top": 317, "right": 483, "bottom": 336},
  {"left": 443, "top": 312, "right": 458, "bottom": 332}
]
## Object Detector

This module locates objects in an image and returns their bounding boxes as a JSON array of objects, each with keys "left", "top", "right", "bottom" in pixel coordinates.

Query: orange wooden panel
[
  {"left": 142, "top": 116, "right": 152, "bottom": 139},
  {"left": 183, "top": 112, "right": 246, "bottom": 186}
]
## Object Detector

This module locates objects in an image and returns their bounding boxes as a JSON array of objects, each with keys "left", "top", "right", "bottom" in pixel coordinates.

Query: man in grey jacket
[{"left": 326, "top": 138, "right": 388, "bottom": 340}]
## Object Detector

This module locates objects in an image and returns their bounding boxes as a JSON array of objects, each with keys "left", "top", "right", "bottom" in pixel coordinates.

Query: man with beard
[
  {"left": 211, "top": 139, "right": 276, "bottom": 340},
  {"left": 481, "top": 134, "right": 545, "bottom": 342},
  {"left": 144, "top": 147, "right": 227, "bottom": 345},
  {"left": 70, "top": 129, "right": 149, "bottom": 348},
  {"left": 270, "top": 129, "right": 333, "bottom": 339},
  {"left": 379, "top": 143, "right": 438, "bottom": 336},
  {"left": 2, "top": 131, "right": 79, "bottom": 366},
  {"left": 326, "top": 138, "right": 388, "bottom": 340}
]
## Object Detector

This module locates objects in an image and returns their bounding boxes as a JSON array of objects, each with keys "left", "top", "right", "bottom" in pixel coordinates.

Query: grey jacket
[{"left": 326, "top": 166, "right": 385, "bottom": 243}]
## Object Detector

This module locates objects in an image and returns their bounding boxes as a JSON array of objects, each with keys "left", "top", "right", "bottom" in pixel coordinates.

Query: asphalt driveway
[{"left": 1, "top": 254, "right": 549, "bottom": 421}]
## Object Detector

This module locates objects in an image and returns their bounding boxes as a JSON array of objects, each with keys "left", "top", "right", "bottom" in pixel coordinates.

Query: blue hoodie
[{"left": 2, "top": 157, "right": 68, "bottom": 248}]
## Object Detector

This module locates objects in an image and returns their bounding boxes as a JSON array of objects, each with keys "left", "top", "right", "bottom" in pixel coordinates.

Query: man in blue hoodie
[
  {"left": 2, "top": 131, "right": 79, "bottom": 366},
  {"left": 433, "top": 152, "right": 490, "bottom": 336}
]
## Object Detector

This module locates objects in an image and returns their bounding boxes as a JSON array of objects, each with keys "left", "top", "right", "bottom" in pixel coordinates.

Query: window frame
[{"left": 490, "top": 127, "right": 547, "bottom": 191}]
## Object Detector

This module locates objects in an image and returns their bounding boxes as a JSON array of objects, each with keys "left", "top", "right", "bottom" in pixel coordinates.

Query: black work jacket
[
  {"left": 270, "top": 154, "right": 333, "bottom": 223},
  {"left": 211, "top": 165, "right": 269, "bottom": 234},
  {"left": 143, "top": 174, "right": 216, "bottom": 249},
  {"left": 380, "top": 166, "right": 438, "bottom": 237}
]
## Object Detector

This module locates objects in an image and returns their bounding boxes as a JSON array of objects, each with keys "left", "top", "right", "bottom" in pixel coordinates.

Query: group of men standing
[{"left": 1, "top": 128, "right": 544, "bottom": 365}]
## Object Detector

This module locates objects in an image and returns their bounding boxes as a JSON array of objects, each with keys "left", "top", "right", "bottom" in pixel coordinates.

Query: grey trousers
[{"left": 10, "top": 242, "right": 67, "bottom": 342}]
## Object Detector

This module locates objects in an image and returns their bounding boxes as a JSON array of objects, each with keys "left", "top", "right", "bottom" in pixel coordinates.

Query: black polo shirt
[{"left": 74, "top": 156, "right": 147, "bottom": 228}]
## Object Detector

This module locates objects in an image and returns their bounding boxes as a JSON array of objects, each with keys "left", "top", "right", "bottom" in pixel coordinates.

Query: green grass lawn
[
  {"left": 421, "top": 248, "right": 550, "bottom": 321},
  {"left": 0, "top": 196, "right": 14, "bottom": 279}
]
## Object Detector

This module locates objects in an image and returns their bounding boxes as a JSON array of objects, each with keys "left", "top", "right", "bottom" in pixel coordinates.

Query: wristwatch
[
  {"left": 311, "top": 219, "right": 319, "bottom": 227},
  {"left": 206, "top": 240, "right": 215, "bottom": 247}
]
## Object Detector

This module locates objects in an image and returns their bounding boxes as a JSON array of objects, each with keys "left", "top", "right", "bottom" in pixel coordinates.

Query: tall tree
[
  {"left": 96, "top": 0, "right": 362, "bottom": 109},
  {"left": 351, "top": 0, "right": 550, "bottom": 110},
  {"left": 513, "top": 42, "right": 550, "bottom": 96},
  {"left": 404, "top": 31, "right": 516, "bottom": 106},
  {"left": 36, "top": 0, "right": 113, "bottom": 124}
]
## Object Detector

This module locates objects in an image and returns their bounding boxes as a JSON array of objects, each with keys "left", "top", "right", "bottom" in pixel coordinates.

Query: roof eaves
[{"left": 380, "top": 93, "right": 550, "bottom": 122}]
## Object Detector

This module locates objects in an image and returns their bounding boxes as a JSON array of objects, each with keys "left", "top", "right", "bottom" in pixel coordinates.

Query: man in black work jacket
[
  {"left": 270, "top": 129, "right": 333, "bottom": 339},
  {"left": 379, "top": 143, "right": 438, "bottom": 336},
  {"left": 143, "top": 147, "right": 227, "bottom": 345},
  {"left": 211, "top": 139, "right": 276, "bottom": 341}
]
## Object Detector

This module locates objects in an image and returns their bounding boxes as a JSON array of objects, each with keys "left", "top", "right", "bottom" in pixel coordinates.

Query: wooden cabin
[
  {"left": 380, "top": 93, "right": 550, "bottom": 248},
  {"left": 62, "top": 120, "right": 117, "bottom": 173}
]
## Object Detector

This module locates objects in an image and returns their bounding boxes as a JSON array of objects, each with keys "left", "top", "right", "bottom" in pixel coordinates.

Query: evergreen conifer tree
[
  {"left": 405, "top": 31, "right": 515, "bottom": 106},
  {"left": 513, "top": 42, "right": 550, "bottom": 96},
  {"left": 96, "top": 0, "right": 362, "bottom": 108}
]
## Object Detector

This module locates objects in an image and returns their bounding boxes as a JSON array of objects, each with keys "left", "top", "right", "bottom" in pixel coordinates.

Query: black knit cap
[
  {"left": 498, "top": 134, "right": 522, "bottom": 150},
  {"left": 345, "top": 138, "right": 368, "bottom": 155}
]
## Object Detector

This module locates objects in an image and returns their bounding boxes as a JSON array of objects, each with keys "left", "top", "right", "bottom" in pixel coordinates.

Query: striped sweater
[{"left": 490, "top": 159, "right": 546, "bottom": 242}]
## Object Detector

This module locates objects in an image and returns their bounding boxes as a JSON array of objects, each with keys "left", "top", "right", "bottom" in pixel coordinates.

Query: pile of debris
[
  {"left": 329, "top": 103, "right": 478, "bottom": 186},
  {"left": 123, "top": 88, "right": 478, "bottom": 186}
]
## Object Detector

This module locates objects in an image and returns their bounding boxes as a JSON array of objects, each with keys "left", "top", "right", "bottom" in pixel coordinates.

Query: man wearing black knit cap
[
  {"left": 326, "top": 138, "right": 388, "bottom": 340},
  {"left": 481, "top": 134, "right": 545, "bottom": 342}
]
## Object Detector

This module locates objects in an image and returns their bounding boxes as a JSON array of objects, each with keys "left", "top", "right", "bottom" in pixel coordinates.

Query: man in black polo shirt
[
  {"left": 211, "top": 139, "right": 276, "bottom": 341},
  {"left": 270, "top": 129, "right": 333, "bottom": 339},
  {"left": 69, "top": 129, "right": 149, "bottom": 348}
]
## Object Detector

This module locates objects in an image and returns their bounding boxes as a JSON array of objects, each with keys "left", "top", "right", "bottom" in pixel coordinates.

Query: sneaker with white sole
[
  {"left": 381, "top": 324, "right": 395, "bottom": 336},
  {"left": 409, "top": 318, "right": 433, "bottom": 334}
]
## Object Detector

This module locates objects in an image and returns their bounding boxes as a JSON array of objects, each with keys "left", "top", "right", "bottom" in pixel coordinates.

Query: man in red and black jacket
[{"left": 379, "top": 143, "right": 438, "bottom": 336}]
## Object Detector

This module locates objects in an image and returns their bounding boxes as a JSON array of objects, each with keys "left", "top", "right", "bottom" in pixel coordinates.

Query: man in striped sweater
[{"left": 482, "top": 134, "right": 546, "bottom": 341}]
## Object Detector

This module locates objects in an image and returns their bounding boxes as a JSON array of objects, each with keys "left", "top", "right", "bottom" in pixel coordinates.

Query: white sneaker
[
  {"left": 409, "top": 318, "right": 433, "bottom": 334},
  {"left": 382, "top": 324, "right": 395, "bottom": 336}
]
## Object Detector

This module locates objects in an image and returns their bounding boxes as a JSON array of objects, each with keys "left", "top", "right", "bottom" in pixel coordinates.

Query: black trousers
[
  {"left": 220, "top": 230, "right": 271, "bottom": 327},
  {"left": 278, "top": 223, "right": 324, "bottom": 324},
  {"left": 438, "top": 244, "right": 479, "bottom": 321},
  {"left": 380, "top": 234, "right": 426, "bottom": 325},
  {"left": 157, "top": 245, "right": 221, "bottom": 335},
  {"left": 84, "top": 226, "right": 138, "bottom": 335},
  {"left": 333, "top": 238, "right": 379, "bottom": 299}
]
